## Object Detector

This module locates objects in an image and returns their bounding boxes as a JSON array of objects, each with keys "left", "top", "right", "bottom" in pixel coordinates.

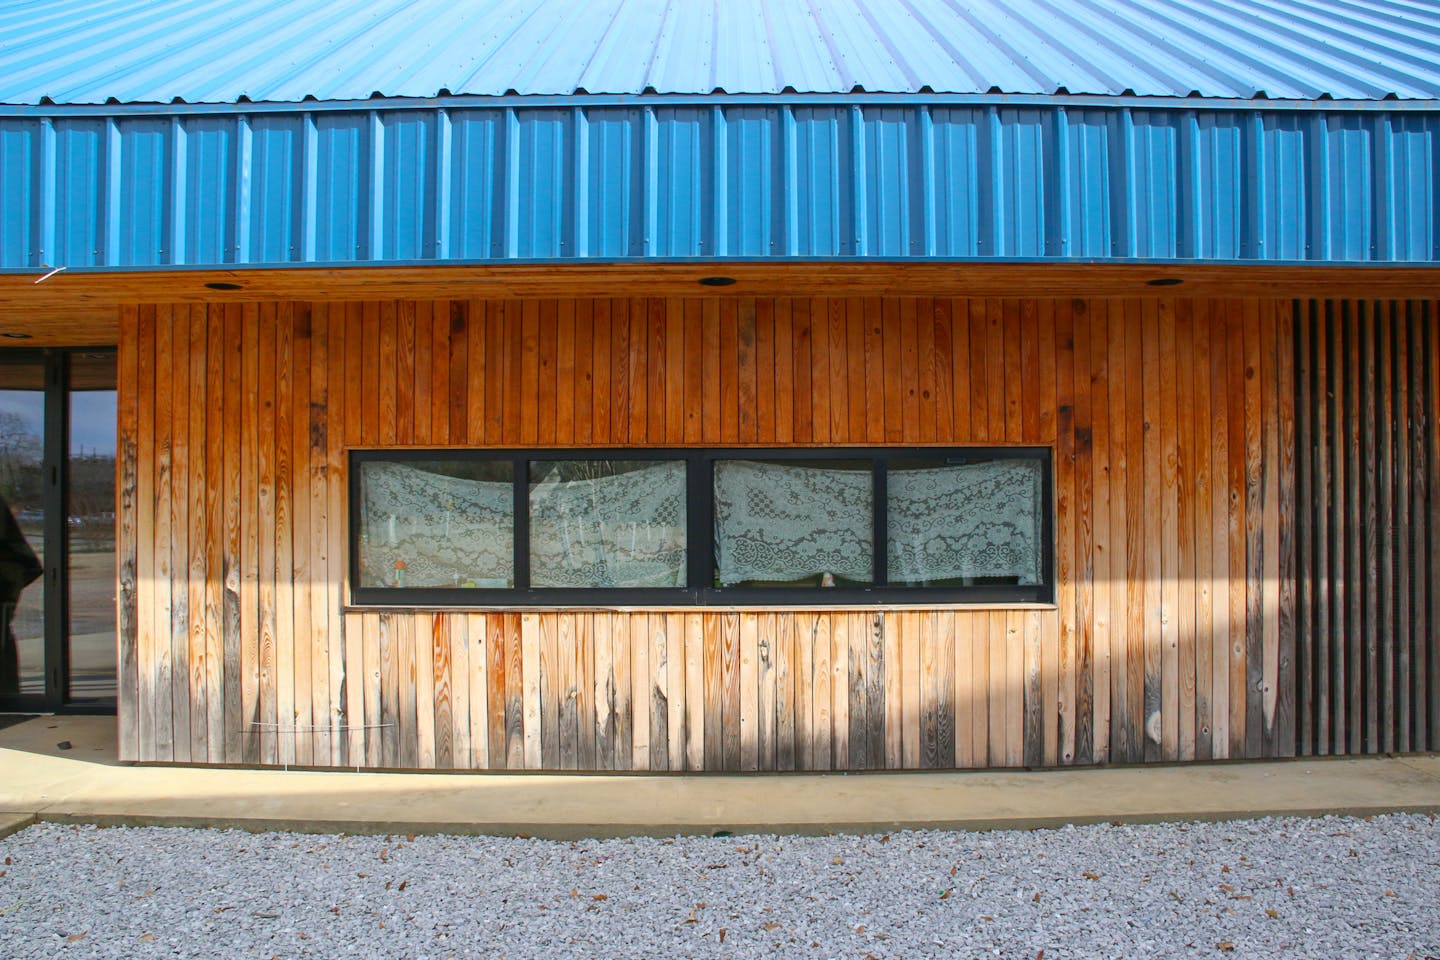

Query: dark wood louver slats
[{"left": 1295, "top": 299, "right": 1438, "bottom": 755}]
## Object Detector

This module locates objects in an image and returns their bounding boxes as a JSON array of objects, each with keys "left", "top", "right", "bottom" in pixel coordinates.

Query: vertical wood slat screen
[
  {"left": 1295, "top": 300, "right": 1439, "bottom": 755},
  {"left": 115, "top": 295, "right": 1297, "bottom": 770}
]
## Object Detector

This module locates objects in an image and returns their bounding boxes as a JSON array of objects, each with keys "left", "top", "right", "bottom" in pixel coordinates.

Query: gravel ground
[{"left": 1, "top": 814, "right": 1436, "bottom": 959}]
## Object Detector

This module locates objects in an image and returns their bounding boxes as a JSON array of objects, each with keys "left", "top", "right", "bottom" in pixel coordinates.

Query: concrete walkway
[{"left": 2, "top": 715, "right": 1438, "bottom": 840}]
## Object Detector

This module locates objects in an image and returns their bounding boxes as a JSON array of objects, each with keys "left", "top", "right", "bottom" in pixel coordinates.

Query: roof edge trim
[{"left": 4, "top": 91, "right": 1439, "bottom": 117}]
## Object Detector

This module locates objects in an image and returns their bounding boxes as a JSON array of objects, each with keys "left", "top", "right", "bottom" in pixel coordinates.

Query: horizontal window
[{"left": 349, "top": 448, "right": 1053, "bottom": 606}]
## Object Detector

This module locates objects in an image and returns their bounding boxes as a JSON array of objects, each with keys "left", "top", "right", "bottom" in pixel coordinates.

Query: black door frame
[{"left": 0, "top": 347, "right": 114, "bottom": 714}]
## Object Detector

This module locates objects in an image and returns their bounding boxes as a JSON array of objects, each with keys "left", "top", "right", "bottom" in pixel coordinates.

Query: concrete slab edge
[
  {"left": 0, "top": 812, "right": 38, "bottom": 840},
  {"left": 30, "top": 804, "right": 1440, "bottom": 840}
]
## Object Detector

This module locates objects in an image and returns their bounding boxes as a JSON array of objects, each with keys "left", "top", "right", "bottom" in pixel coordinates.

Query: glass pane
[
  {"left": 713, "top": 459, "right": 872, "bottom": 588},
  {"left": 529, "top": 460, "right": 687, "bottom": 588},
  {"left": 358, "top": 460, "right": 514, "bottom": 588},
  {"left": 0, "top": 359, "right": 46, "bottom": 697},
  {"left": 887, "top": 458, "right": 1044, "bottom": 587},
  {"left": 68, "top": 351, "right": 118, "bottom": 700}
]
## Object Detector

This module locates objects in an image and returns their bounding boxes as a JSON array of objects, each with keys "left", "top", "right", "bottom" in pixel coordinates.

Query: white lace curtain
[
  {"left": 887, "top": 459, "right": 1043, "bottom": 586},
  {"left": 529, "top": 461, "right": 687, "bottom": 588},
  {"left": 359, "top": 462, "right": 514, "bottom": 588},
  {"left": 713, "top": 460, "right": 873, "bottom": 586}
]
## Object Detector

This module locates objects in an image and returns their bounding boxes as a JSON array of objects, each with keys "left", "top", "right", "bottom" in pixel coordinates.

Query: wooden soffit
[{"left": 1, "top": 260, "right": 1439, "bottom": 346}]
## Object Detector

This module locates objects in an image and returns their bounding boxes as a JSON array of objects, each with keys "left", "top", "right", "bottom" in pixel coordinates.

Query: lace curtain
[
  {"left": 529, "top": 461, "right": 687, "bottom": 588},
  {"left": 358, "top": 462, "right": 514, "bottom": 588},
  {"left": 887, "top": 459, "right": 1043, "bottom": 585},
  {"left": 713, "top": 460, "right": 873, "bottom": 586}
]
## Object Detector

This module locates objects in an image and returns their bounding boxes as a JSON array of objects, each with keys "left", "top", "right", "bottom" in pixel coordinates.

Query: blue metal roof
[
  {"left": 2, "top": 101, "right": 1436, "bottom": 270},
  {"left": 2, "top": 0, "right": 1440, "bottom": 105}
]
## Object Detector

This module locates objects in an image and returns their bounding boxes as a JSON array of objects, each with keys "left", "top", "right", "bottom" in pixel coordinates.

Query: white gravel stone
[{"left": 1, "top": 813, "right": 1436, "bottom": 958}]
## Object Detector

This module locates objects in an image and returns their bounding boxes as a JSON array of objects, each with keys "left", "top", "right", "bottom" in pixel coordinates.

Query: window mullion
[
  {"left": 687, "top": 451, "right": 708, "bottom": 601},
  {"left": 873, "top": 457, "right": 887, "bottom": 587},
  {"left": 514, "top": 457, "right": 530, "bottom": 591}
]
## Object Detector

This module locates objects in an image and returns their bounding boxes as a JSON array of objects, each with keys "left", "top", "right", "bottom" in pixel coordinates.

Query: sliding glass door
[{"left": 0, "top": 349, "right": 116, "bottom": 711}]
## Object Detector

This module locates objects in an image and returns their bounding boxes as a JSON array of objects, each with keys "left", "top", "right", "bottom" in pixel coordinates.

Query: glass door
[
  {"left": 0, "top": 355, "right": 47, "bottom": 701},
  {"left": 0, "top": 349, "right": 117, "bottom": 712}
]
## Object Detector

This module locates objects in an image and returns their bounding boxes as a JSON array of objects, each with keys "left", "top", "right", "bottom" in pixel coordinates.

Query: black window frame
[{"left": 348, "top": 446, "right": 1054, "bottom": 607}]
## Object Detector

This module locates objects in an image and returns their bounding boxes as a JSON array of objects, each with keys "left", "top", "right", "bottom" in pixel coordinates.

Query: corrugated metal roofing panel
[
  {"left": 2, "top": 0, "right": 1439, "bottom": 105},
  {"left": 2, "top": 102, "right": 1436, "bottom": 270}
]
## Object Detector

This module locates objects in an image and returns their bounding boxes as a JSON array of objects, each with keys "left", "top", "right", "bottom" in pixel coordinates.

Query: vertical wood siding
[
  {"left": 117, "top": 294, "right": 1303, "bottom": 769},
  {"left": 1295, "top": 300, "right": 1439, "bottom": 755}
]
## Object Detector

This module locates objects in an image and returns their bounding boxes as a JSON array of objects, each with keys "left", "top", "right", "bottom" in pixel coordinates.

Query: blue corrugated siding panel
[
  {"left": 53, "top": 119, "right": 104, "bottom": 267},
  {"left": 1263, "top": 115, "right": 1308, "bottom": 260},
  {"left": 864, "top": 108, "right": 922, "bottom": 257},
  {"left": 930, "top": 108, "right": 980, "bottom": 257},
  {"left": 184, "top": 118, "right": 236, "bottom": 264},
  {"left": 0, "top": 121, "right": 36, "bottom": 267},
  {"left": 992, "top": 109, "right": 1047, "bottom": 258},
  {"left": 117, "top": 119, "right": 168, "bottom": 266},
  {"left": 381, "top": 112, "right": 436, "bottom": 261},
  {"left": 249, "top": 117, "right": 302, "bottom": 263},
  {"left": 515, "top": 110, "right": 574, "bottom": 259},
  {"left": 726, "top": 108, "right": 782, "bottom": 257},
  {"left": 653, "top": 107, "right": 709, "bottom": 258},
  {"left": 1132, "top": 115, "right": 1178, "bottom": 259},
  {"left": 1192, "top": 114, "right": 1243, "bottom": 261},
  {"left": 792, "top": 107, "right": 854, "bottom": 257},
  {"left": 1390, "top": 116, "right": 1436, "bottom": 261},
  {"left": 585, "top": 109, "right": 642, "bottom": 259},
  {"left": 449, "top": 111, "right": 503, "bottom": 260},
  {"left": 3, "top": 103, "right": 1438, "bottom": 270},
  {"left": 315, "top": 114, "right": 368, "bottom": 262}
]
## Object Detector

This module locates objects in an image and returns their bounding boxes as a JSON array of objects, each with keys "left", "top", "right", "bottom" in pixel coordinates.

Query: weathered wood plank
[
  {"left": 758, "top": 612, "right": 777, "bottom": 771},
  {"left": 1072, "top": 297, "right": 1096, "bottom": 764},
  {"left": 739, "top": 612, "right": 758, "bottom": 771},
  {"left": 685, "top": 612, "right": 705, "bottom": 771},
  {"left": 1174, "top": 299, "right": 1197, "bottom": 762},
  {"left": 1142, "top": 297, "right": 1164, "bottom": 761},
  {"left": 1055, "top": 297, "right": 1077, "bottom": 763},
  {"left": 1274, "top": 300, "right": 1297, "bottom": 757},
  {"left": 521, "top": 613, "right": 542, "bottom": 769},
  {"left": 593, "top": 612, "right": 613, "bottom": 771},
  {"left": 831, "top": 613, "right": 849, "bottom": 770},
  {"left": 1192, "top": 299, "right": 1215, "bottom": 760},
  {"left": 607, "top": 616, "right": 630, "bottom": 771},
  {"left": 1159, "top": 298, "right": 1181, "bottom": 761},
  {"left": 720, "top": 613, "right": 743, "bottom": 771}
]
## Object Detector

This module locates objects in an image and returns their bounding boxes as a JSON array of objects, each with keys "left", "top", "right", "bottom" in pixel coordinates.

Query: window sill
[{"left": 343, "top": 601, "right": 1059, "bottom": 614}]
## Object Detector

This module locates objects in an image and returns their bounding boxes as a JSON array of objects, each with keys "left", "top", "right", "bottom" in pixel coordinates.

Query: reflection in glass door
[
  {"left": 0, "top": 356, "right": 46, "bottom": 699},
  {"left": 68, "top": 353, "right": 117, "bottom": 703},
  {"left": 0, "top": 349, "right": 117, "bottom": 711}
]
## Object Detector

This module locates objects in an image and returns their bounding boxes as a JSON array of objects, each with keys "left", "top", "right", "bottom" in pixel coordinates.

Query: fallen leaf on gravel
[
  {"left": 1083, "top": 872, "right": 1100, "bottom": 880},
  {"left": 140, "top": 933, "right": 154, "bottom": 942},
  {"left": 1221, "top": 865, "right": 1231, "bottom": 873},
  {"left": 398, "top": 880, "right": 407, "bottom": 891},
  {"left": 1385, "top": 890, "right": 1398, "bottom": 898},
  {"left": 856, "top": 925, "right": 866, "bottom": 934},
  {"left": 719, "top": 929, "right": 727, "bottom": 943},
  {"left": 1036, "top": 951, "right": 1045, "bottom": 960},
  {"left": 939, "top": 888, "right": 952, "bottom": 899},
  {"left": 66, "top": 933, "right": 86, "bottom": 942},
  {"left": 762, "top": 922, "right": 781, "bottom": 931},
  {"left": 1265, "top": 909, "right": 1278, "bottom": 919},
  {"left": 1032, "top": 892, "right": 1041, "bottom": 903},
  {"left": 1217, "top": 942, "right": 1235, "bottom": 952},
  {"left": 833, "top": 857, "right": 844, "bottom": 865},
  {"left": 1219, "top": 884, "right": 1235, "bottom": 893},
  {"left": 592, "top": 894, "right": 608, "bottom": 901}
]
